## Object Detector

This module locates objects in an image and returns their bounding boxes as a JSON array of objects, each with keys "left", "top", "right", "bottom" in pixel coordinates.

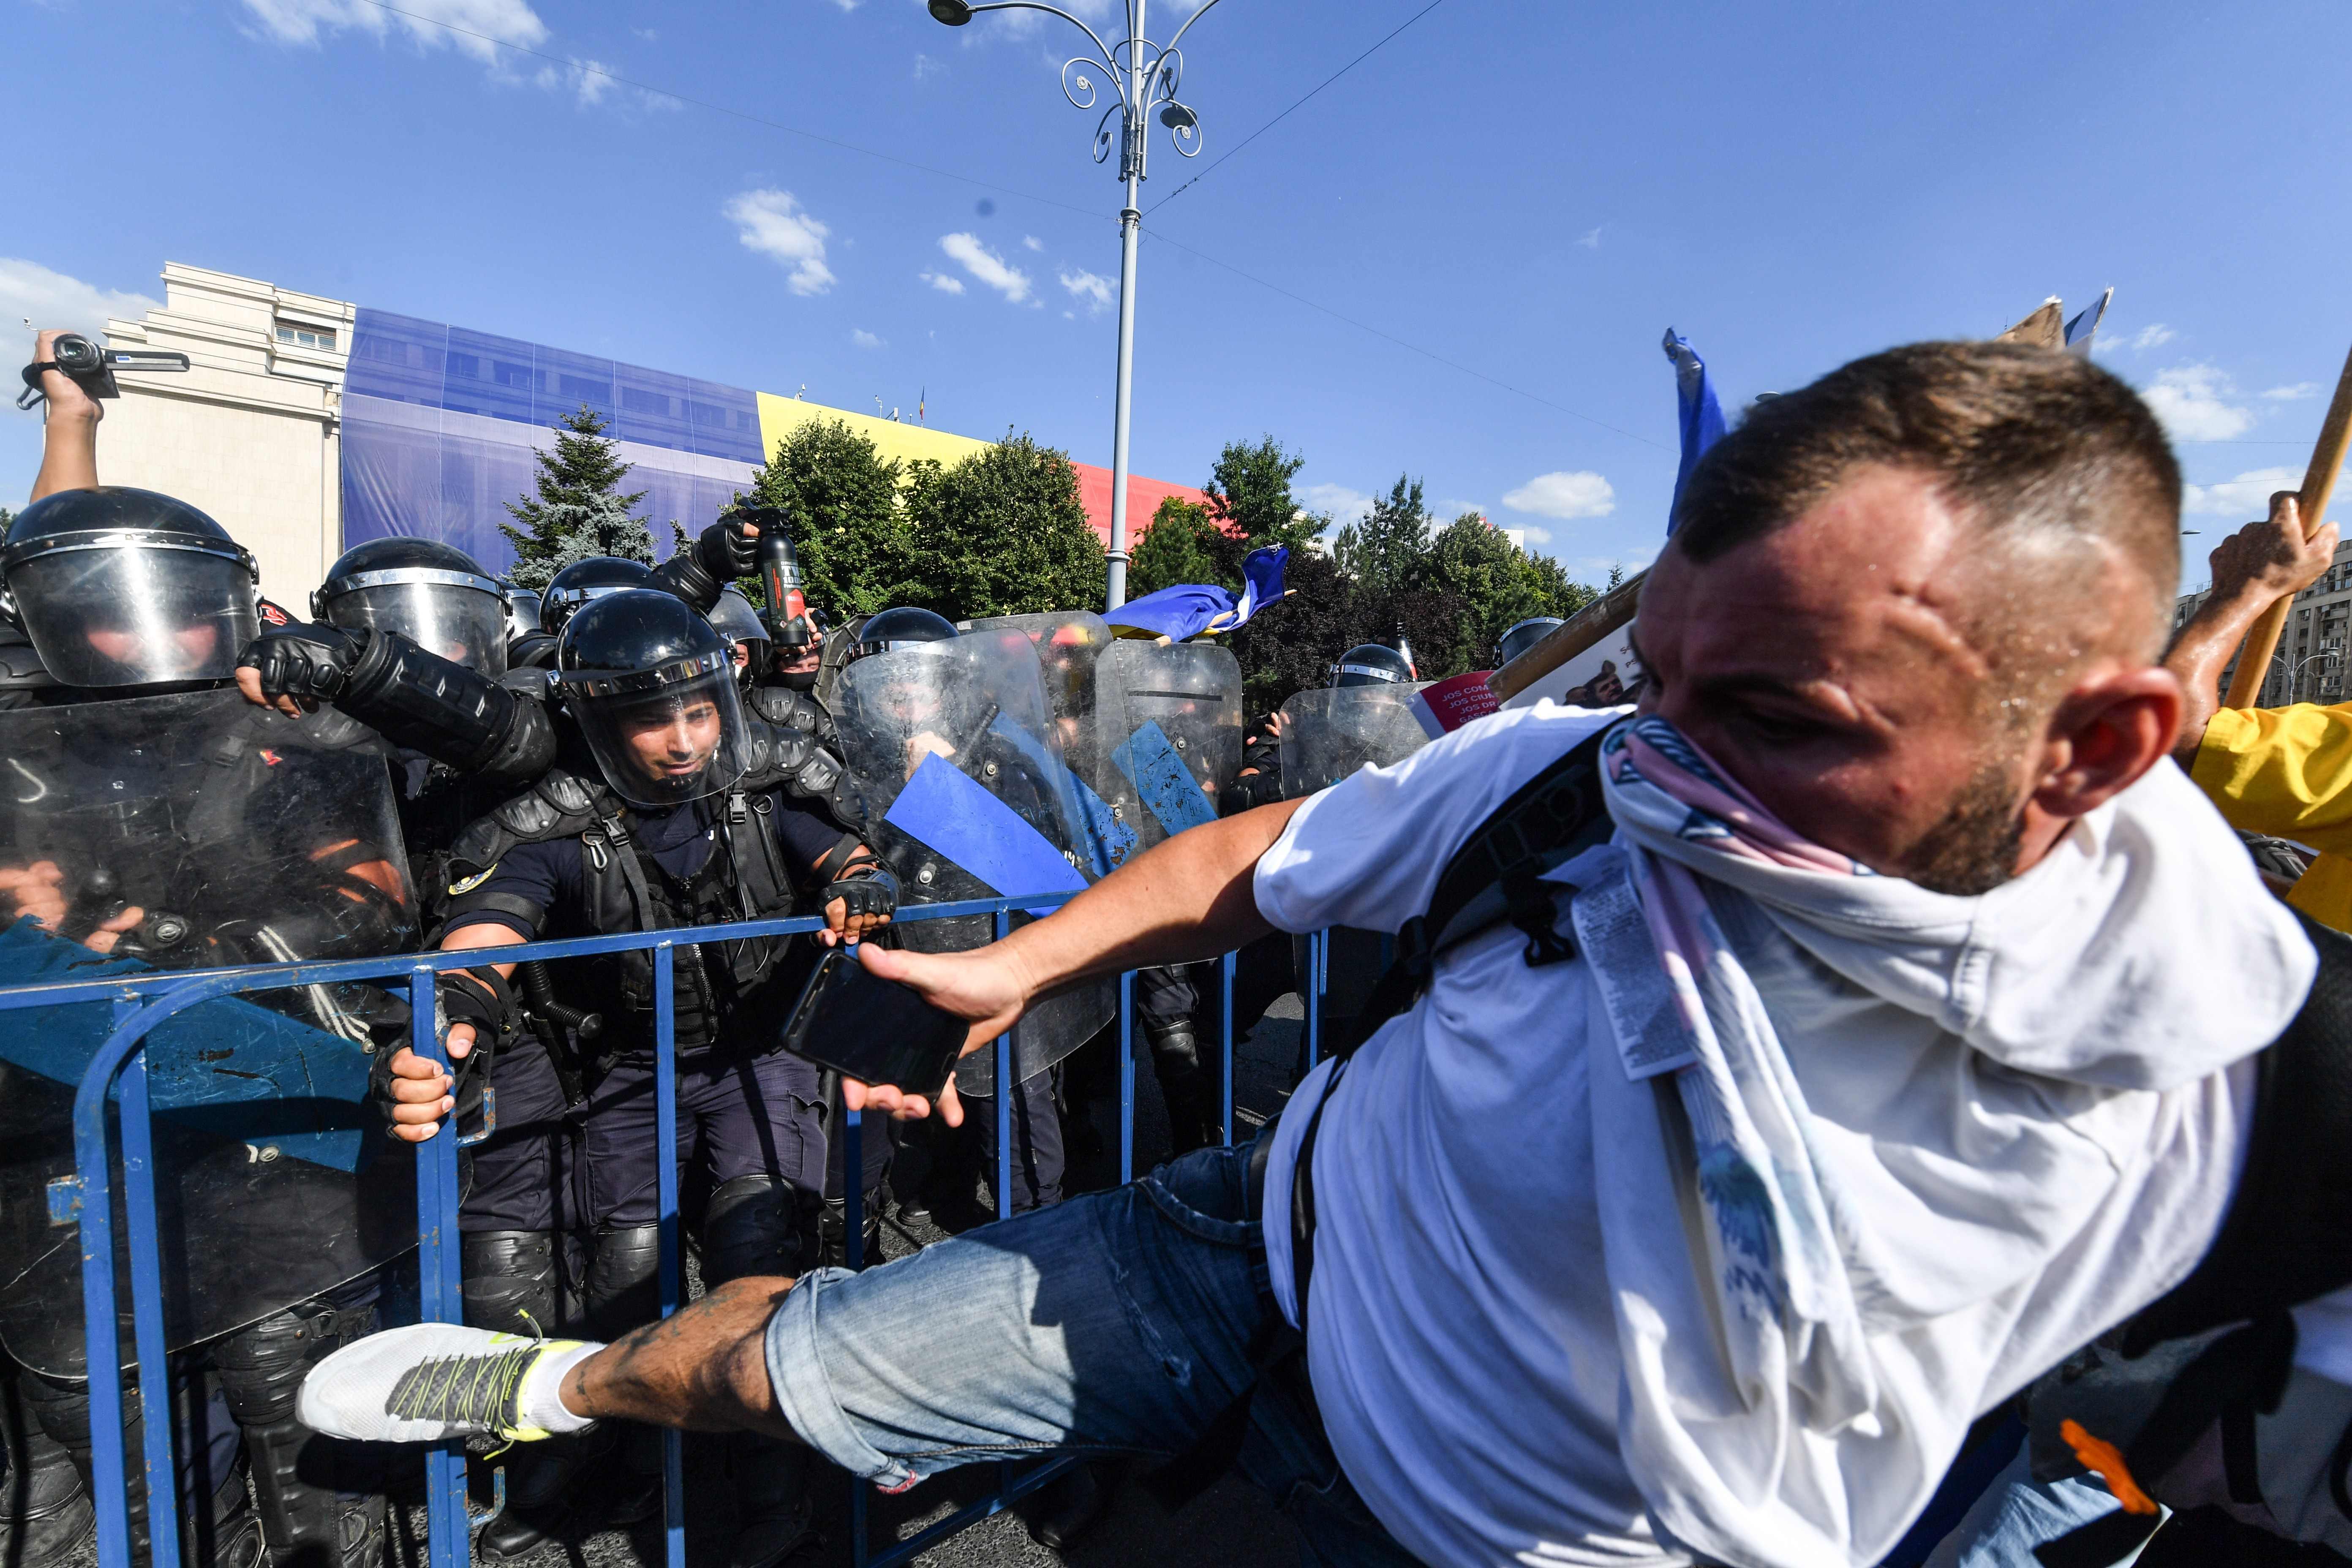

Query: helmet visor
[
  {"left": 326, "top": 579, "right": 508, "bottom": 677},
  {"left": 561, "top": 656, "right": 752, "bottom": 808},
  {"left": 11, "top": 544, "right": 256, "bottom": 689}
]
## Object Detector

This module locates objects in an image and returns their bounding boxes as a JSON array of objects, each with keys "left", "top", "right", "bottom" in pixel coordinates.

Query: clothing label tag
[{"left": 1571, "top": 872, "right": 1696, "bottom": 1081}]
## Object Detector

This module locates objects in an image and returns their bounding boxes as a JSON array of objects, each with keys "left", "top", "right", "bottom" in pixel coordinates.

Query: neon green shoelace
[{"left": 386, "top": 1345, "right": 539, "bottom": 1437}]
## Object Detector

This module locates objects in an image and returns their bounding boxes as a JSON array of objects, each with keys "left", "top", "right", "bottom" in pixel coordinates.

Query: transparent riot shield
[
  {"left": 1108, "top": 641, "right": 1243, "bottom": 846},
  {"left": 831, "top": 629, "right": 1111, "bottom": 1093},
  {"left": 1278, "top": 683, "right": 1436, "bottom": 798},
  {"left": 966, "top": 611, "right": 1142, "bottom": 877},
  {"left": 0, "top": 689, "right": 420, "bottom": 1379}
]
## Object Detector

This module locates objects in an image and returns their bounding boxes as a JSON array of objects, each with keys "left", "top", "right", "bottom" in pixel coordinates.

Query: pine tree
[
  {"left": 1333, "top": 475, "right": 1434, "bottom": 602},
  {"left": 500, "top": 405, "right": 656, "bottom": 591}
]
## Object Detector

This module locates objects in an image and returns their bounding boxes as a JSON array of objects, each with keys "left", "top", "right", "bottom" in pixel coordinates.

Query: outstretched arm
[
  {"left": 29, "top": 329, "right": 101, "bottom": 501},
  {"left": 850, "top": 795, "right": 1304, "bottom": 1122},
  {"left": 2167, "top": 493, "right": 2340, "bottom": 762}
]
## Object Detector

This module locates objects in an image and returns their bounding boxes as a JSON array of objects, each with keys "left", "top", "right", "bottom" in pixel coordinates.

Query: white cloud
[
  {"left": 1300, "top": 483, "right": 1374, "bottom": 523},
  {"left": 939, "top": 233, "right": 1032, "bottom": 303},
  {"left": 0, "top": 259, "right": 161, "bottom": 341},
  {"left": 1516, "top": 523, "right": 1554, "bottom": 546},
  {"left": 2127, "top": 322, "right": 2176, "bottom": 351},
  {"left": 724, "top": 189, "right": 836, "bottom": 296},
  {"left": 2263, "top": 382, "right": 2321, "bottom": 401},
  {"left": 921, "top": 271, "right": 966, "bottom": 295},
  {"left": 1023, "top": 236, "right": 1045, "bottom": 252},
  {"left": 2142, "top": 364, "right": 2254, "bottom": 442},
  {"left": 1502, "top": 470, "right": 1617, "bottom": 520},
  {"left": 1576, "top": 225, "right": 1603, "bottom": 250},
  {"left": 851, "top": 329, "right": 886, "bottom": 350},
  {"left": 238, "top": 0, "right": 547, "bottom": 64},
  {"left": 566, "top": 58, "right": 611, "bottom": 105},
  {"left": 822, "top": 0, "right": 860, "bottom": 10},
  {"left": 1059, "top": 268, "right": 1115, "bottom": 314},
  {"left": 2183, "top": 466, "right": 2303, "bottom": 517},
  {"left": 913, "top": 52, "right": 942, "bottom": 80}
]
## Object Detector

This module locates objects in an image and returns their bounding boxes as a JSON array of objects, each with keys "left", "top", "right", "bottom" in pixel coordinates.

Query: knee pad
[
  {"left": 214, "top": 1298, "right": 374, "bottom": 1429},
  {"left": 460, "top": 1230, "right": 560, "bottom": 1337},
  {"left": 1145, "top": 1022, "right": 1203, "bottom": 1079},
  {"left": 700, "top": 1175, "right": 810, "bottom": 1287},
  {"left": 584, "top": 1223, "right": 663, "bottom": 1337}
]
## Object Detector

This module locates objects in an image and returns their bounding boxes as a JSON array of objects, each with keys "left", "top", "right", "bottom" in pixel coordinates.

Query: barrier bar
[
  {"left": 652, "top": 944, "right": 687, "bottom": 1568},
  {"left": 117, "top": 1048, "right": 180, "bottom": 1568},
  {"left": 408, "top": 964, "right": 468, "bottom": 1568}
]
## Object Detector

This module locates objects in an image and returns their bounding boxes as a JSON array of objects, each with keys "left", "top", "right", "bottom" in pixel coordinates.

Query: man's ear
[{"left": 2031, "top": 666, "right": 2185, "bottom": 821}]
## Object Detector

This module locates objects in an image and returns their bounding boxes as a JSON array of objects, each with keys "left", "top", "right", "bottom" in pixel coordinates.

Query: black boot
[
  {"left": 460, "top": 1229, "right": 583, "bottom": 1560},
  {"left": 1146, "top": 1023, "right": 1221, "bottom": 1155},
  {"left": 475, "top": 1434, "right": 604, "bottom": 1561},
  {"left": 0, "top": 1363, "right": 92, "bottom": 1568},
  {"left": 817, "top": 1196, "right": 885, "bottom": 1270},
  {"left": 214, "top": 1300, "right": 388, "bottom": 1568},
  {"left": 22, "top": 1364, "right": 259, "bottom": 1568},
  {"left": 728, "top": 1431, "right": 817, "bottom": 1568},
  {"left": 1027, "top": 1462, "right": 1112, "bottom": 1552}
]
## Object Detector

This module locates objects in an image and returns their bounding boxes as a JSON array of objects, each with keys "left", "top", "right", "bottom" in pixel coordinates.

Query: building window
[{"left": 276, "top": 324, "right": 338, "bottom": 351}]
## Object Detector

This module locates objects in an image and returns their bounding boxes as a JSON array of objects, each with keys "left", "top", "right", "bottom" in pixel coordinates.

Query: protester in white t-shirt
[{"left": 300, "top": 341, "right": 2314, "bottom": 1568}]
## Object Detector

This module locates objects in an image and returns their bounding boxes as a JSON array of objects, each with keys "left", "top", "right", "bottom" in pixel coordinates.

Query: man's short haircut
[{"left": 1671, "top": 341, "right": 2182, "bottom": 653}]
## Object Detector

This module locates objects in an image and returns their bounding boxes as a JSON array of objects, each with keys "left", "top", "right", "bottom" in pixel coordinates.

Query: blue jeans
[
  {"left": 1921, "top": 1446, "right": 2150, "bottom": 1568},
  {"left": 762, "top": 1132, "right": 1422, "bottom": 1566}
]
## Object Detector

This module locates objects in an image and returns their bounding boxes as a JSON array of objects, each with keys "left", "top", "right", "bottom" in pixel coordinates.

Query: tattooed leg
[{"left": 560, "top": 1277, "right": 800, "bottom": 1438}]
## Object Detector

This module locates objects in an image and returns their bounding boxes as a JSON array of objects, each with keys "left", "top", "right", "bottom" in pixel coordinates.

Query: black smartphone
[{"left": 779, "top": 944, "right": 969, "bottom": 1100}]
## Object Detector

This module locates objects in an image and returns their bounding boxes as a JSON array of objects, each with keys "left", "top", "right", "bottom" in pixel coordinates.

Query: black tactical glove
[
  {"left": 823, "top": 862, "right": 899, "bottom": 923},
  {"left": 239, "top": 621, "right": 365, "bottom": 705},
  {"left": 649, "top": 513, "right": 760, "bottom": 612}
]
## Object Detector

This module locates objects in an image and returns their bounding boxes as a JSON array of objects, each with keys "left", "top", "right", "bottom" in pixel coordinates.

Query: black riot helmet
[
  {"left": 311, "top": 536, "right": 508, "bottom": 677},
  {"left": 503, "top": 584, "right": 543, "bottom": 646},
  {"left": 1331, "top": 641, "right": 1415, "bottom": 689},
  {"left": 540, "top": 556, "right": 653, "bottom": 637},
  {"left": 0, "top": 487, "right": 259, "bottom": 690},
  {"left": 706, "top": 586, "right": 770, "bottom": 679},
  {"left": 1494, "top": 616, "right": 1564, "bottom": 670},
  {"left": 555, "top": 589, "right": 752, "bottom": 808},
  {"left": 848, "top": 606, "right": 957, "bottom": 664}
]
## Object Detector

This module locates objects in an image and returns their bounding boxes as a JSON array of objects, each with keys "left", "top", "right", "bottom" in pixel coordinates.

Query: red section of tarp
[{"left": 1071, "top": 464, "right": 1220, "bottom": 547}]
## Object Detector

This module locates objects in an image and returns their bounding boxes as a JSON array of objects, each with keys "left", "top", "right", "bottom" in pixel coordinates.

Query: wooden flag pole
[{"left": 2223, "top": 341, "right": 2352, "bottom": 708}]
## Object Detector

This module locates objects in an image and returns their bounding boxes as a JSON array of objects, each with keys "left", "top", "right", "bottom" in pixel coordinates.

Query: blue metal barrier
[{"left": 0, "top": 894, "right": 1327, "bottom": 1568}]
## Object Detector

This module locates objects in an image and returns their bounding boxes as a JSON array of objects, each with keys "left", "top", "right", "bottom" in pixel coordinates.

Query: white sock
[{"left": 517, "top": 1342, "right": 604, "bottom": 1434}]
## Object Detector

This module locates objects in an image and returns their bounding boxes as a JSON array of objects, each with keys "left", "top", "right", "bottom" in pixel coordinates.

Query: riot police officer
[
  {"left": 706, "top": 585, "right": 770, "bottom": 686},
  {"left": 1494, "top": 615, "right": 1563, "bottom": 670},
  {"left": 1331, "top": 639, "right": 1415, "bottom": 687},
  {"left": 0, "top": 486, "right": 411, "bottom": 1568},
  {"left": 748, "top": 609, "right": 835, "bottom": 747},
  {"left": 376, "top": 589, "right": 892, "bottom": 1567}
]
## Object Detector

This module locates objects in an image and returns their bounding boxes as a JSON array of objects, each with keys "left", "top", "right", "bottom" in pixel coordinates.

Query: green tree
[
  {"left": 737, "top": 417, "right": 914, "bottom": 618},
  {"left": 1207, "top": 435, "right": 1323, "bottom": 557},
  {"left": 1128, "top": 495, "right": 1224, "bottom": 597},
  {"left": 1416, "top": 512, "right": 1600, "bottom": 672},
  {"left": 901, "top": 433, "right": 1106, "bottom": 618},
  {"left": 1333, "top": 475, "right": 1433, "bottom": 602},
  {"left": 500, "top": 405, "right": 655, "bottom": 591}
]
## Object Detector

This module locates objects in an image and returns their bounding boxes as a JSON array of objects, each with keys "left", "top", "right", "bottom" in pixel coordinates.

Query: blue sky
[{"left": 5, "top": 0, "right": 2348, "bottom": 594}]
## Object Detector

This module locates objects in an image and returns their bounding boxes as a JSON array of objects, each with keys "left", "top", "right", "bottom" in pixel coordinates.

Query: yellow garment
[{"left": 2192, "top": 703, "right": 2352, "bottom": 931}]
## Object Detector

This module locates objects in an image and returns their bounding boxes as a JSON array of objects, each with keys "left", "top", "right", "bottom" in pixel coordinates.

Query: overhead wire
[
  {"left": 339, "top": 0, "right": 1661, "bottom": 448},
  {"left": 1143, "top": 0, "right": 1449, "bottom": 215}
]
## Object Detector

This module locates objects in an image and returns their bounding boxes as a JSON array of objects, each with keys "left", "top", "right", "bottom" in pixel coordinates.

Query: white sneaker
[{"left": 296, "top": 1323, "right": 596, "bottom": 1444}]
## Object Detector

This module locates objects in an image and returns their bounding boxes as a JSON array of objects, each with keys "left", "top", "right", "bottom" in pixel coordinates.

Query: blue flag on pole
[
  {"left": 1104, "top": 546, "right": 1290, "bottom": 642},
  {"left": 1662, "top": 328, "right": 1727, "bottom": 537}
]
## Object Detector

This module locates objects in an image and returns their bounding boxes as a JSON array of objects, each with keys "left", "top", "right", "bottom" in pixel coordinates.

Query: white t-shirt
[{"left": 1252, "top": 703, "right": 2273, "bottom": 1568}]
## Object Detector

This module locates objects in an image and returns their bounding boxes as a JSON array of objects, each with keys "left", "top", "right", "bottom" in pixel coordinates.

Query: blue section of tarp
[
  {"left": 341, "top": 308, "right": 765, "bottom": 573},
  {"left": 1662, "top": 328, "right": 1727, "bottom": 537},
  {"left": 987, "top": 716, "right": 1136, "bottom": 876},
  {"left": 0, "top": 923, "right": 371, "bottom": 1171},
  {"left": 883, "top": 754, "right": 1087, "bottom": 916},
  {"left": 1113, "top": 720, "right": 1217, "bottom": 836}
]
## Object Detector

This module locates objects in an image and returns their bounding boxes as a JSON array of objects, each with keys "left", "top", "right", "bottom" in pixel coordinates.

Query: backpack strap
[{"left": 1332, "top": 725, "right": 1616, "bottom": 1059}]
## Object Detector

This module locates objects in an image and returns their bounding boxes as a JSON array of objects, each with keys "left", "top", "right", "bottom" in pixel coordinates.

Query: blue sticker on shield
[
  {"left": 1113, "top": 720, "right": 1218, "bottom": 836},
  {"left": 0, "top": 921, "right": 375, "bottom": 1171},
  {"left": 987, "top": 716, "right": 1137, "bottom": 876},
  {"left": 885, "top": 753, "right": 1087, "bottom": 915}
]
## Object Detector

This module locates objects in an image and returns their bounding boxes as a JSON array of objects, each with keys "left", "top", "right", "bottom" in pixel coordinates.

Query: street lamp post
[{"left": 929, "top": 0, "right": 1222, "bottom": 609}]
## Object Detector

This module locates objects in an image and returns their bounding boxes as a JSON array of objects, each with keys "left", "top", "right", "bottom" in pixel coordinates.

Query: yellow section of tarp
[{"left": 754, "top": 393, "right": 993, "bottom": 471}]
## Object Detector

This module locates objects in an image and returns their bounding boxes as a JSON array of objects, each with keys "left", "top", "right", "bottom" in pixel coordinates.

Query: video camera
[{"left": 16, "top": 332, "right": 189, "bottom": 411}]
